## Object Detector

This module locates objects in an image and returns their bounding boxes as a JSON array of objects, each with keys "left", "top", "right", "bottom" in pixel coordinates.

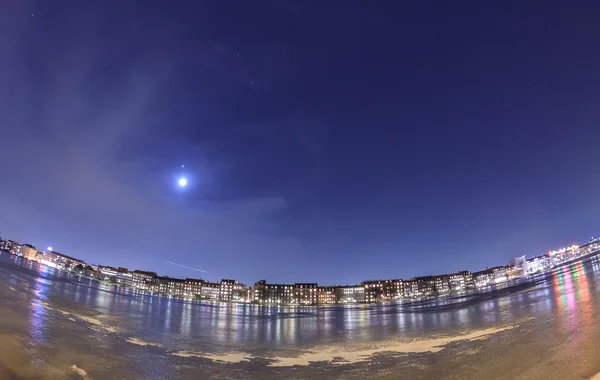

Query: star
[
  {"left": 178, "top": 177, "right": 188, "bottom": 188},
  {"left": 181, "top": 165, "right": 185, "bottom": 168}
]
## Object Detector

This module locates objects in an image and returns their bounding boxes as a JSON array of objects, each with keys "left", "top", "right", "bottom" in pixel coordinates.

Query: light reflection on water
[{"left": 1, "top": 253, "right": 600, "bottom": 352}]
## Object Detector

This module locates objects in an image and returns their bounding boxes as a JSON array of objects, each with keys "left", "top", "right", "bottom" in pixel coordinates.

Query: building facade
[
  {"left": 318, "top": 286, "right": 337, "bottom": 304},
  {"left": 132, "top": 270, "right": 158, "bottom": 290},
  {"left": 294, "top": 283, "right": 318, "bottom": 305},
  {"left": 201, "top": 282, "right": 220, "bottom": 300},
  {"left": 220, "top": 279, "right": 246, "bottom": 302},
  {"left": 253, "top": 281, "right": 294, "bottom": 304},
  {"left": 20, "top": 244, "right": 40, "bottom": 261},
  {"left": 40, "top": 250, "right": 85, "bottom": 270},
  {"left": 184, "top": 278, "right": 205, "bottom": 297},
  {"left": 473, "top": 269, "right": 495, "bottom": 288},
  {"left": 336, "top": 285, "right": 365, "bottom": 303},
  {"left": 362, "top": 281, "right": 386, "bottom": 302},
  {"left": 449, "top": 271, "right": 472, "bottom": 292}
]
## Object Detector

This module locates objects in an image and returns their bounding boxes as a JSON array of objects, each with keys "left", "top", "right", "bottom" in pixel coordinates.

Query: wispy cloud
[{"left": 166, "top": 261, "right": 208, "bottom": 273}]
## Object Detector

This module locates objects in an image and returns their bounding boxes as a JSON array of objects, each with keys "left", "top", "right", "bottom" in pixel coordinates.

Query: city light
[
  {"left": 547, "top": 245, "right": 579, "bottom": 256},
  {"left": 47, "top": 246, "right": 52, "bottom": 252}
]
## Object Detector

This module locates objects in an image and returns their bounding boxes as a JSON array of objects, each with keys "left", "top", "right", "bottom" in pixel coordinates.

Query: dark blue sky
[{"left": 1, "top": 1, "right": 599, "bottom": 285}]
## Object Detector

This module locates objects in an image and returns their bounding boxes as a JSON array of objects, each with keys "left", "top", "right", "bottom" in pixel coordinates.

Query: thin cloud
[{"left": 166, "top": 261, "right": 208, "bottom": 273}]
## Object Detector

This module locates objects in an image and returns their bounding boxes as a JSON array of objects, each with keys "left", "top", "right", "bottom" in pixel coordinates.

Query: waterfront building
[
  {"left": 473, "top": 269, "right": 494, "bottom": 288},
  {"left": 154, "top": 276, "right": 169, "bottom": 294},
  {"left": 295, "top": 283, "right": 318, "bottom": 305},
  {"left": 153, "top": 277, "right": 185, "bottom": 295},
  {"left": 19, "top": 244, "right": 40, "bottom": 261},
  {"left": 201, "top": 282, "right": 220, "bottom": 300},
  {"left": 244, "top": 287, "right": 253, "bottom": 303},
  {"left": 253, "top": 281, "right": 294, "bottom": 304},
  {"left": 0, "top": 240, "right": 19, "bottom": 253},
  {"left": 317, "top": 286, "right": 337, "bottom": 304},
  {"left": 510, "top": 256, "right": 527, "bottom": 274},
  {"left": 412, "top": 276, "right": 439, "bottom": 297},
  {"left": 384, "top": 279, "right": 403, "bottom": 299},
  {"left": 580, "top": 237, "right": 600, "bottom": 256},
  {"left": 402, "top": 278, "right": 419, "bottom": 298},
  {"left": 449, "top": 271, "right": 471, "bottom": 292},
  {"left": 362, "top": 280, "right": 385, "bottom": 302},
  {"left": 433, "top": 275, "right": 451, "bottom": 295},
  {"left": 253, "top": 280, "right": 266, "bottom": 303},
  {"left": 184, "top": 278, "right": 204, "bottom": 297},
  {"left": 132, "top": 270, "right": 158, "bottom": 290},
  {"left": 40, "top": 250, "right": 85, "bottom": 270},
  {"left": 220, "top": 279, "right": 246, "bottom": 302},
  {"left": 335, "top": 285, "right": 365, "bottom": 303},
  {"left": 506, "top": 265, "right": 522, "bottom": 280},
  {"left": 116, "top": 267, "right": 133, "bottom": 286},
  {"left": 99, "top": 266, "right": 119, "bottom": 282},
  {"left": 164, "top": 278, "right": 184, "bottom": 296},
  {"left": 490, "top": 266, "right": 509, "bottom": 284},
  {"left": 524, "top": 255, "right": 550, "bottom": 274}
]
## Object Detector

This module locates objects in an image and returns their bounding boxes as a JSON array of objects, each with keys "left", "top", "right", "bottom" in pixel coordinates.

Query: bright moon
[{"left": 178, "top": 177, "right": 188, "bottom": 187}]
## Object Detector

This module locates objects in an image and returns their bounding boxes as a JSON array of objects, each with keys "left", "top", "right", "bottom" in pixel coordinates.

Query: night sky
[{"left": 1, "top": 1, "right": 600, "bottom": 286}]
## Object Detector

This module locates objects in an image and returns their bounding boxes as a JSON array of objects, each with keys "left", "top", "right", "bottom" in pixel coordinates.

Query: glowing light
[
  {"left": 548, "top": 245, "right": 579, "bottom": 256},
  {"left": 178, "top": 177, "right": 188, "bottom": 188},
  {"left": 47, "top": 247, "right": 52, "bottom": 252}
]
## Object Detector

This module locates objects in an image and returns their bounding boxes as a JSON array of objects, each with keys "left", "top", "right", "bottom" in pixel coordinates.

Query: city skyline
[
  {"left": 3, "top": 234, "right": 599, "bottom": 306},
  {"left": 1, "top": 2, "right": 600, "bottom": 285},
  {"left": 1, "top": 232, "right": 594, "bottom": 289}
]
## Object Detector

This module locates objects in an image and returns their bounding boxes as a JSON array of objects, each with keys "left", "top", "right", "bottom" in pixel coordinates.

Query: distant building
[
  {"left": 510, "top": 256, "right": 527, "bottom": 275},
  {"left": 244, "top": 287, "right": 253, "bottom": 303},
  {"left": 253, "top": 280, "right": 294, "bottom": 304},
  {"left": 381, "top": 279, "right": 403, "bottom": 300},
  {"left": 294, "top": 283, "right": 318, "bottom": 305},
  {"left": 402, "top": 279, "right": 419, "bottom": 298},
  {"left": 335, "top": 285, "right": 365, "bottom": 303},
  {"left": 40, "top": 250, "right": 85, "bottom": 270},
  {"left": 578, "top": 238, "right": 600, "bottom": 257},
  {"left": 317, "top": 286, "right": 337, "bottom": 305},
  {"left": 116, "top": 267, "right": 133, "bottom": 286},
  {"left": 449, "top": 271, "right": 471, "bottom": 292},
  {"left": 362, "top": 280, "right": 385, "bottom": 302},
  {"left": 490, "top": 266, "right": 509, "bottom": 284},
  {"left": 413, "top": 276, "right": 437, "bottom": 297},
  {"left": 524, "top": 256, "right": 550, "bottom": 274},
  {"left": 201, "top": 282, "right": 220, "bottom": 300},
  {"left": 184, "top": 278, "right": 204, "bottom": 297},
  {"left": 506, "top": 265, "right": 522, "bottom": 280},
  {"left": 155, "top": 277, "right": 184, "bottom": 296},
  {"left": 433, "top": 275, "right": 451, "bottom": 295},
  {"left": 473, "top": 269, "right": 494, "bottom": 288},
  {"left": 99, "top": 266, "right": 119, "bottom": 282},
  {"left": 132, "top": 270, "right": 158, "bottom": 290},
  {"left": 0, "top": 240, "right": 19, "bottom": 253},
  {"left": 253, "top": 280, "right": 266, "bottom": 303},
  {"left": 20, "top": 245, "right": 41, "bottom": 261},
  {"left": 220, "top": 279, "right": 246, "bottom": 302}
]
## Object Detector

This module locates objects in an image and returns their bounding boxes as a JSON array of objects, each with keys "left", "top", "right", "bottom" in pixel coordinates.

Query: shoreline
[{"left": 3, "top": 249, "right": 599, "bottom": 308}]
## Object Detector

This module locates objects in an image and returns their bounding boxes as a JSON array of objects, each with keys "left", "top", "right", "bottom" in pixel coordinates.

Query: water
[{"left": 1, "top": 252, "right": 600, "bottom": 379}]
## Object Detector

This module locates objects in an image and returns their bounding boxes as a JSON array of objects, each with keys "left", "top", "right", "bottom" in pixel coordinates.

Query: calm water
[{"left": 1, "top": 252, "right": 600, "bottom": 379}]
